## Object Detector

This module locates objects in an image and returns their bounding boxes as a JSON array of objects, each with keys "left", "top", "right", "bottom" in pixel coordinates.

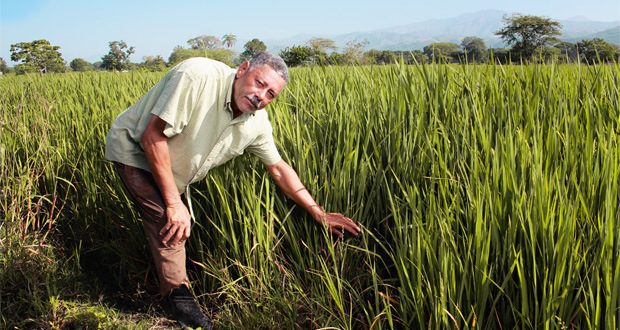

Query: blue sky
[{"left": 2, "top": 0, "right": 619, "bottom": 65}]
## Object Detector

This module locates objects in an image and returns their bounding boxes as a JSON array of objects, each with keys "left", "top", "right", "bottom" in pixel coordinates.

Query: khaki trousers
[{"left": 113, "top": 162, "right": 189, "bottom": 296}]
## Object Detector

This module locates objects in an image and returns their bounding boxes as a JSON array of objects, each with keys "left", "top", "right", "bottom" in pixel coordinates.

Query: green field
[{"left": 1, "top": 61, "right": 619, "bottom": 329}]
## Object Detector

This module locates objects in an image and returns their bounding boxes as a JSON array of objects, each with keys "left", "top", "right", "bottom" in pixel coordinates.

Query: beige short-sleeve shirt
[{"left": 105, "top": 57, "right": 281, "bottom": 194}]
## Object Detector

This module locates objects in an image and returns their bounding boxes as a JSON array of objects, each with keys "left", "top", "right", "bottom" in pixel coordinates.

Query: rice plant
[{"left": 1, "top": 60, "right": 618, "bottom": 329}]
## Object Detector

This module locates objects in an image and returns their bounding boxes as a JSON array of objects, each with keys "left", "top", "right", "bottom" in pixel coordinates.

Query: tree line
[
  {"left": 2, "top": 13, "right": 618, "bottom": 75},
  {"left": 282, "top": 14, "right": 619, "bottom": 66}
]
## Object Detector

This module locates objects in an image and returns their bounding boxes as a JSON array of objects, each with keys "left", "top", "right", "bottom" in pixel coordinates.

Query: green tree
[
  {"left": 327, "top": 52, "right": 351, "bottom": 66},
  {"left": 304, "top": 37, "right": 337, "bottom": 64},
  {"left": 366, "top": 49, "right": 397, "bottom": 65},
  {"left": 239, "top": 39, "right": 267, "bottom": 62},
  {"left": 554, "top": 41, "right": 579, "bottom": 63},
  {"left": 0, "top": 57, "right": 12, "bottom": 74},
  {"left": 423, "top": 42, "right": 460, "bottom": 63},
  {"left": 167, "top": 46, "right": 236, "bottom": 67},
  {"left": 344, "top": 40, "right": 370, "bottom": 64},
  {"left": 101, "top": 40, "right": 135, "bottom": 71},
  {"left": 279, "top": 45, "right": 313, "bottom": 67},
  {"left": 187, "top": 35, "right": 222, "bottom": 50},
  {"left": 490, "top": 48, "right": 512, "bottom": 64},
  {"left": 495, "top": 13, "right": 562, "bottom": 61},
  {"left": 10, "top": 39, "right": 66, "bottom": 74},
  {"left": 307, "top": 37, "right": 337, "bottom": 52},
  {"left": 69, "top": 58, "right": 94, "bottom": 72},
  {"left": 531, "top": 47, "right": 562, "bottom": 63},
  {"left": 460, "top": 36, "right": 487, "bottom": 63},
  {"left": 365, "top": 49, "right": 382, "bottom": 64},
  {"left": 393, "top": 50, "right": 426, "bottom": 64},
  {"left": 221, "top": 33, "right": 237, "bottom": 49},
  {"left": 168, "top": 46, "right": 203, "bottom": 65},
  {"left": 140, "top": 56, "right": 167, "bottom": 72},
  {"left": 577, "top": 38, "right": 620, "bottom": 64},
  {"left": 380, "top": 50, "right": 397, "bottom": 64},
  {"left": 203, "top": 49, "right": 236, "bottom": 66}
]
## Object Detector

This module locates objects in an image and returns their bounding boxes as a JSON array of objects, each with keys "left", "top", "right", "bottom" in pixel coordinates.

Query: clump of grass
[{"left": 0, "top": 71, "right": 170, "bottom": 329}]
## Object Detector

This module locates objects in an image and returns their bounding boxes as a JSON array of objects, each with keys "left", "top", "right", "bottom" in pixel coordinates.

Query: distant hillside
[
  {"left": 563, "top": 26, "right": 620, "bottom": 44},
  {"left": 263, "top": 10, "right": 620, "bottom": 53},
  {"left": 375, "top": 10, "right": 506, "bottom": 36}
]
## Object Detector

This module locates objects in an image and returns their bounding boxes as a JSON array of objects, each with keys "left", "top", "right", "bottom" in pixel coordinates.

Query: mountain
[
  {"left": 262, "top": 10, "right": 620, "bottom": 53},
  {"left": 562, "top": 26, "right": 620, "bottom": 44},
  {"left": 559, "top": 20, "right": 620, "bottom": 41},
  {"left": 375, "top": 10, "right": 506, "bottom": 36}
]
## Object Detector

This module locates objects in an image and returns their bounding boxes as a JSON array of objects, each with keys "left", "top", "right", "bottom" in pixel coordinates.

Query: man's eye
[{"left": 256, "top": 80, "right": 263, "bottom": 87}]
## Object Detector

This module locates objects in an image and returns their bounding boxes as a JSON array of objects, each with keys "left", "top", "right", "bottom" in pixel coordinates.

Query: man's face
[{"left": 231, "top": 62, "right": 287, "bottom": 115}]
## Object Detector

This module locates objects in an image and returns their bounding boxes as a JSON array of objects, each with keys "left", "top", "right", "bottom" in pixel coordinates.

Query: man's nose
[{"left": 256, "top": 89, "right": 267, "bottom": 101}]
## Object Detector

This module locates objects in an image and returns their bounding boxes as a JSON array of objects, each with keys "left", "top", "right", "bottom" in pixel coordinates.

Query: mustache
[{"left": 246, "top": 95, "right": 261, "bottom": 109}]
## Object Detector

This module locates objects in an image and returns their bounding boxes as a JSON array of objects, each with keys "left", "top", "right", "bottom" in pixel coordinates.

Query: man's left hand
[{"left": 320, "top": 212, "right": 361, "bottom": 237}]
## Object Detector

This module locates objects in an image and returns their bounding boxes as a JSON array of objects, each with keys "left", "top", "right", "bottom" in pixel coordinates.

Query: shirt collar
[{"left": 225, "top": 70, "right": 236, "bottom": 113}]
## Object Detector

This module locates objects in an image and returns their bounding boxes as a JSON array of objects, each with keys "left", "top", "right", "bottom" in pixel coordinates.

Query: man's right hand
[{"left": 160, "top": 200, "right": 192, "bottom": 247}]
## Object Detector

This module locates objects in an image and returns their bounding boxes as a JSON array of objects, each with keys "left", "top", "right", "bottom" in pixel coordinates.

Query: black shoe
[{"left": 168, "top": 285, "right": 213, "bottom": 330}]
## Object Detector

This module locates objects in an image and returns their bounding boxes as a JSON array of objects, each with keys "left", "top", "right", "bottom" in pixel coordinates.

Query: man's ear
[{"left": 236, "top": 61, "right": 250, "bottom": 78}]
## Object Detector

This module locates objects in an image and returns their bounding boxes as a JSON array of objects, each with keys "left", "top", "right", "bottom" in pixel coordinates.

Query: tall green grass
[{"left": 1, "top": 61, "right": 618, "bottom": 329}]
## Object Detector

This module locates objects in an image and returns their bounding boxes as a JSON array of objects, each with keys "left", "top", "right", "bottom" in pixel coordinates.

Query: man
[{"left": 105, "top": 52, "right": 361, "bottom": 329}]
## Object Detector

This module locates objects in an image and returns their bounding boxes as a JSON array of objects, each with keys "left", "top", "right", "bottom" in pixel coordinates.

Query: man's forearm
[
  {"left": 141, "top": 115, "right": 193, "bottom": 246},
  {"left": 264, "top": 159, "right": 361, "bottom": 236},
  {"left": 144, "top": 141, "right": 183, "bottom": 205},
  {"left": 265, "top": 160, "right": 324, "bottom": 221},
  {"left": 141, "top": 115, "right": 183, "bottom": 206}
]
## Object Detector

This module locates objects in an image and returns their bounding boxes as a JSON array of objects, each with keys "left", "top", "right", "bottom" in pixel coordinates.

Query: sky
[{"left": 2, "top": 0, "right": 619, "bottom": 66}]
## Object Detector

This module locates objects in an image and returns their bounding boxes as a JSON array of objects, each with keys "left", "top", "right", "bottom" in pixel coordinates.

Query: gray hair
[{"left": 249, "top": 52, "right": 289, "bottom": 84}]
